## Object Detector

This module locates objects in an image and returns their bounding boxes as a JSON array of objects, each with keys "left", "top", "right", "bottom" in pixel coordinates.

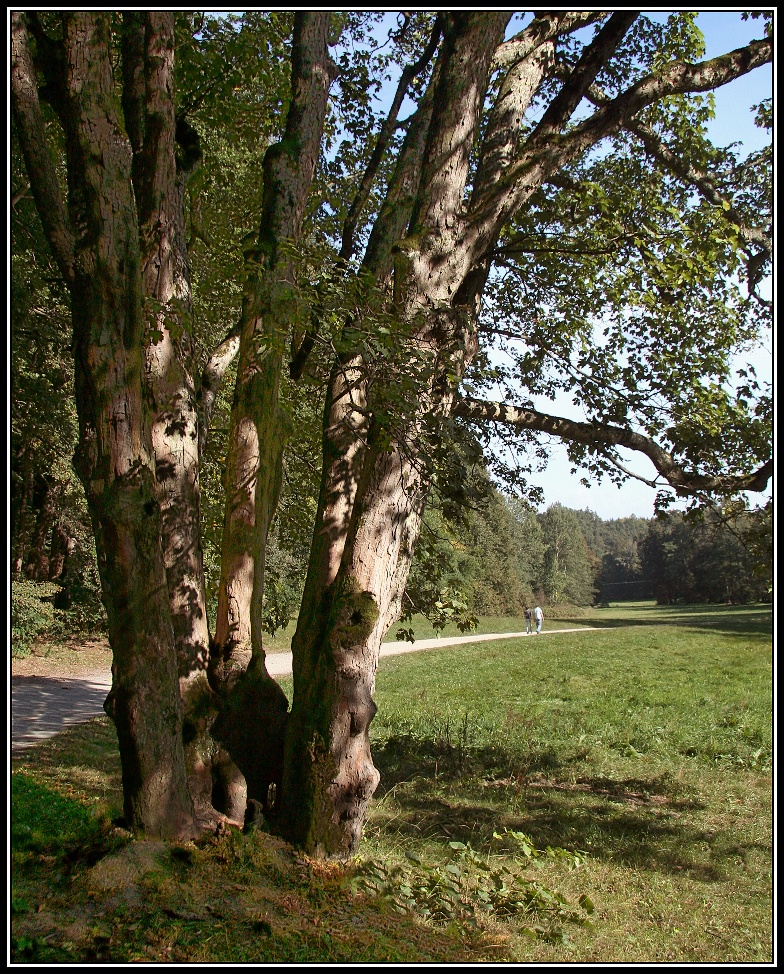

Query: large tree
[{"left": 12, "top": 11, "right": 772, "bottom": 857}]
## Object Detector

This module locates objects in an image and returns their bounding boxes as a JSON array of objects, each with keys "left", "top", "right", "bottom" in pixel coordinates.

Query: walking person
[
  {"left": 534, "top": 605, "right": 544, "bottom": 634},
  {"left": 524, "top": 607, "right": 532, "bottom": 634}
]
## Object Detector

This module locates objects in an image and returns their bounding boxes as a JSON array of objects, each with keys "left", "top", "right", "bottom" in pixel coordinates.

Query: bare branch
[
  {"left": 453, "top": 395, "right": 772, "bottom": 496},
  {"left": 12, "top": 182, "right": 31, "bottom": 209}
]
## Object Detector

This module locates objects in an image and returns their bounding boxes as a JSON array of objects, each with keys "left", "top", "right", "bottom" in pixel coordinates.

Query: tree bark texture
[
  {"left": 122, "top": 11, "right": 211, "bottom": 692},
  {"left": 209, "top": 12, "right": 335, "bottom": 819},
  {"left": 13, "top": 11, "right": 195, "bottom": 838},
  {"left": 122, "top": 11, "right": 236, "bottom": 827},
  {"left": 283, "top": 434, "right": 427, "bottom": 856}
]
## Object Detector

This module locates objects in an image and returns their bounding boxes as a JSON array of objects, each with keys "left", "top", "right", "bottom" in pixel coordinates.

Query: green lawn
[
  {"left": 361, "top": 602, "right": 773, "bottom": 962},
  {"left": 12, "top": 602, "right": 772, "bottom": 963}
]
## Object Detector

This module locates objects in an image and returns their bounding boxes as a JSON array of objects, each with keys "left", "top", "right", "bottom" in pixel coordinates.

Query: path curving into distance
[{"left": 11, "top": 627, "right": 604, "bottom": 752}]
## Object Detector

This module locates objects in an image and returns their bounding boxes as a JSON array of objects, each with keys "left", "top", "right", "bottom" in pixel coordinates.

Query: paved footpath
[{"left": 11, "top": 627, "right": 601, "bottom": 752}]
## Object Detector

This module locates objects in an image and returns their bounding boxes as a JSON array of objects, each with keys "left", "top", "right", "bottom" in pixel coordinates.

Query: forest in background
[{"left": 12, "top": 457, "right": 772, "bottom": 655}]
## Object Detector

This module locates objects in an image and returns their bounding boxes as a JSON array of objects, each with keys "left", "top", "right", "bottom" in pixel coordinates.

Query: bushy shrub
[{"left": 11, "top": 580, "right": 59, "bottom": 657}]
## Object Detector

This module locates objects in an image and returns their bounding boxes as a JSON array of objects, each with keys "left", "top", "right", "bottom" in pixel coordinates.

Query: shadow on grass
[
  {"left": 372, "top": 734, "right": 762, "bottom": 884},
  {"left": 11, "top": 716, "right": 123, "bottom": 814},
  {"left": 558, "top": 603, "right": 772, "bottom": 639}
]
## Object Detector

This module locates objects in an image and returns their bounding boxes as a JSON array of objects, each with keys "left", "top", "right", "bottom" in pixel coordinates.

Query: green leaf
[{"left": 578, "top": 893, "right": 596, "bottom": 914}]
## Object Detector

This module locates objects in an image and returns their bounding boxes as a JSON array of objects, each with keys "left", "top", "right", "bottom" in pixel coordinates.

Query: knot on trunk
[
  {"left": 207, "top": 636, "right": 251, "bottom": 694},
  {"left": 326, "top": 580, "right": 380, "bottom": 654}
]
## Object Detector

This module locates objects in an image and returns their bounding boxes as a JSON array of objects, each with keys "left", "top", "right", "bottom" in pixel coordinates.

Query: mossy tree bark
[
  {"left": 12, "top": 11, "right": 195, "bottom": 838},
  {"left": 120, "top": 11, "right": 223, "bottom": 826}
]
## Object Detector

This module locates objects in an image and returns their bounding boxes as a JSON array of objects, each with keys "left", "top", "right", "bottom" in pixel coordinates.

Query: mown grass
[
  {"left": 265, "top": 612, "right": 551, "bottom": 653},
  {"left": 11, "top": 603, "right": 772, "bottom": 963}
]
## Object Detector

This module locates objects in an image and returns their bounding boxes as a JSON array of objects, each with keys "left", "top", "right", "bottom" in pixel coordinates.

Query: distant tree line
[
  {"left": 402, "top": 490, "right": 771, "bottom": 618},
  {"left": 11, "top": 444, "right": 771, "bottom": 654}
]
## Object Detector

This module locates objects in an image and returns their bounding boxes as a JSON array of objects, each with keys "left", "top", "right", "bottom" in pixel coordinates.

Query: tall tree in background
[
  {"left": 539, "top": 504, "right": 597, "bottom": 605},
  {"left": 12, "top": 11, "right": 772, "bottom": 857}
]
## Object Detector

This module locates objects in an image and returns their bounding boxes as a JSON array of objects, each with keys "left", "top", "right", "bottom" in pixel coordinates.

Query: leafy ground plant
[{"left": 353, "top": 832, "right": 593, "bottom": 944}]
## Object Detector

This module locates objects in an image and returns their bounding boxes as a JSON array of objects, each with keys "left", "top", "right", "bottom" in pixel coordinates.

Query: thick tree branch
[
  {"left": 453, "top": 395, "right": 772, "bottom": 496},
  {"left": 473, "top": 14, "right": 560, "bottom": 198},
  {"left": 466, "top": 13, "right": 637, "bottom": 260},
  {"left": 339, "top": 15, "right": 442, "bottom": 263},
  {"left": 363, "top": 70, "right": 437, "bottom": 282},
  {"left": 26, "top": 12, "right": 68, "bottom": 117},
  {"left": 198, "top": 324, "right": 242, "bottom": 455},
  {"left": 531, "top": 12, "right": 637, "bottom": 142},
  {"left": 477, "top": 9, "right": 610, "bottom": 192},
  {"left": 411, "top": 12, "right": 510, "bottom": 239},
  {"left": 11, "top": 11, "right": 75, "bottom": 283},
  {"left": 553, "top": 39, "right": 772, "bottom": 175},
  {"left": 491, "top": 11, "right": 606, "bottom": 71},
  {"left": 255, "top": 12, "right": 337, "bottom": 267},
  {"left": 467, "top": 37, "right": 772, "bottom": 264},
  {"left": 290, "top": 17, "right": 443, "bottom": 379}
]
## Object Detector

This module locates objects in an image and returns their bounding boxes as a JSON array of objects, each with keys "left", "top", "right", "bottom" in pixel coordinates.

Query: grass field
[{"left": 11, "top": 602, "right": 773, "bottom": 963}]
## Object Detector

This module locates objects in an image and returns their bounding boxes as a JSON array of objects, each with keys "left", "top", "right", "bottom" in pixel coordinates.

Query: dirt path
[{"left": 11, "top": 627, "right": 602, "bottom": 752}]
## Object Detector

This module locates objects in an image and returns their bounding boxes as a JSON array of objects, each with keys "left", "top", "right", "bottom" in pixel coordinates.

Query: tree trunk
[
  {"left": 121, "top": 11, "right": 231, "bottom": 827},
  {"left": 282, "top": 422, "right": 427, "bottom": 856},
  {"left": 208, "top": 13, "right": 334, "bottom": 819},
  {"left": 122, "top": 11, "right": 211, "bottom": 689},
  {"left": 209, "top": 336, "right": 290, "bottom": 814},
  {"left": 23, "top": 475, "right": 60, "bottom": 581},
  {"left": 14, "top": 11, "right": 196, "bottom": 838},
  {"left": 11, "top": 448, "right": 35, "bottom": 579},
  {"left": 48, "top": 522, "right": 73, "bottom": 584}
]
